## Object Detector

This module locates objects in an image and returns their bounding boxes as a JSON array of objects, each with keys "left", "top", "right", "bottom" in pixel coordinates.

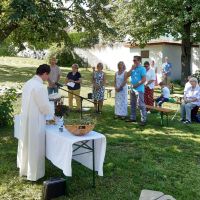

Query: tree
[
  {"left": 114, "top": 0, "right": 200, "bottom": 83},
  {"left": 0, "top": 0, "right": 113, "bottom": 49}
]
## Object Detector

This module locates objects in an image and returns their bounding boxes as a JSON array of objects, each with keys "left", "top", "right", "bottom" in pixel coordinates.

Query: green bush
[
  {"left": 0, "top": 88, "right": 17, "bottom": 127},
  {"left": 192, "top": 70, "right": 200, "bottom": 82},
  {"left": 48, "top": 32, "right": 99, "bottom": 67},
  {"left": 0, "top": 41, "right": 17, "bottom": 56},
  {"left": 48, "top": 44, "right": 85, "bottom": 67},
  {"left": 172, "top": 79, "right": 181, "bottom": 85},
  {"left": 56, "top": 48, "right": 84, "bottom": 67}
]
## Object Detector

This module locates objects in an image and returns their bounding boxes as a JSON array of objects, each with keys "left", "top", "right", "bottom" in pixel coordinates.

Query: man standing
[
  {"left": 144, "top": 61, "right": 156, "bottom": 110},
  {"left": 17, "top": 64, "right": 54, "bottom": 181},
  {"left": 126, "top": 56, "right": 147, "bottom": 125},
  {"left": 162, "top": 57, "right": 172, "bottom": 85},
  {"left": 48, "top": 57, "right": 61, "bottom": 94}
]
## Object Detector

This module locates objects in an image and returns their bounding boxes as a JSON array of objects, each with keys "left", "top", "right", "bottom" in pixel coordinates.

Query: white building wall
[
  {"left": 191, "top": 47, "right": 200, "bottom": 74},
  {"left": 75, "top": 43, "right": 200, "bottom": 80},
  {"left": 75, "top": 44, "right": 133, "bottom": 71},
  {"left": 162, "top": 45, "right": 182, "bottom": 80},
  {"left": 75, "top": 44, "right": 163, "bottom": 71}
]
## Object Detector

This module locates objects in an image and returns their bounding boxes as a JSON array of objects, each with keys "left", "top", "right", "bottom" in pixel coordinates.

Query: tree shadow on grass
[
  {"left": 1, "top": 103, "right": 200, "bottom": 199},
  {"left": 0, "top": 65, "right": 35, "bottom": 83}
]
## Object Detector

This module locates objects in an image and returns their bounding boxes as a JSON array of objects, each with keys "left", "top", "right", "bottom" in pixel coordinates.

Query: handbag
[
  {"left": 43, "top": 178, "right": 67, "bottom": 200},
  {"left": 88, "top": 93, "right": 93, "bottom": 99}
]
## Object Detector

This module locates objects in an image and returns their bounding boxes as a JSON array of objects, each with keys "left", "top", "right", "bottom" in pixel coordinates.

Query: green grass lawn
[{"left": 0, "top": 57, "right": 200, "bottom": 200}]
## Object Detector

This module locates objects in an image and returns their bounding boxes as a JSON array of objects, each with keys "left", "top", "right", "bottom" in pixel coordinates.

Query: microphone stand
[{"left": 57, "top": 85, "right": 95, "bottom": 119}]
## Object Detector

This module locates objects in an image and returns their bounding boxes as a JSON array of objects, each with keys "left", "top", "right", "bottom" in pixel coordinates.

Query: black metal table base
[
  {"left": 72, "top": 139, "right": 96, "bottom": 188},
  {"left": 160, "top": 112, "right": 169, "bottom": 126}
]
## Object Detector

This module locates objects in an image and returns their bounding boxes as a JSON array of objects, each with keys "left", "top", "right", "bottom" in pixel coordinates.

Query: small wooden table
[{"left": 146, "top": 105, "right": 174, "bottom": 126}]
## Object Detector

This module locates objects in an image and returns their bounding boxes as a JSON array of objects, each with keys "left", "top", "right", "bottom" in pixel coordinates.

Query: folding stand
[
  {"left": 72, "top": 140, "right": 96, "bottom": 188},
  {"left": 57, "top": 84, "right": 95, "bottom": 119}
]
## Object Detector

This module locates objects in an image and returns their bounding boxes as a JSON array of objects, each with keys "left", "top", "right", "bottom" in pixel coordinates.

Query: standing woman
[
  {"left": 114, "top": 61, "right": 128, "bottom": 119},
  {"left": 144, "top": 61, "right": 156, "bottom": 110},
  {"left": 65, "top": 64, "right": 82, "bottom": 111},
  {"left": 92, "top": 63, "right": 106, "bottom": 114},
  {"left": 150, "top": 60, "right": 158, "bottom": 85}
]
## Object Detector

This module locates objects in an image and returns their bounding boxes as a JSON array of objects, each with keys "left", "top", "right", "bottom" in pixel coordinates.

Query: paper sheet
[{"left": 67, "top": 82, "right": 75, "bottom": 88}]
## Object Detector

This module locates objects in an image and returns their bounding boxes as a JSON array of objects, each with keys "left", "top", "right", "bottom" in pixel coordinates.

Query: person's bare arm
[
  {"left": 185, "top": 97, "right": 197, "bottom": 103},
  {"left": 146, "top": 80, "right": 155, "bottom": 85},
  {"left": 114, "top": 73, "right": 120, "bottom": 92},
  {"left": 119, "top": 71, "right": 127, "bottom": 88},
  {"left": 57, "top": 74, "right": 60, "bottom": 82},
  {"left": 127, "top": 65, "right": 134, "bottom": 78},
  {"left": 132, "top": 76, "right": 146, "bottom": 89},
  {"left": 65, "top": 74, "right": 70, "bottom": 84},
  {"left": 114, "top": 73, "right": 117, "bottom": 88},
  {"left": 74, "top": 78, "right": 81, "bottom": 84}
]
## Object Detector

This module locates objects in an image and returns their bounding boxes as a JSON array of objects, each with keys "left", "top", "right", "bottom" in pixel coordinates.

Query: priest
[{"left": 17, "top": 64, "right": 54, "bottom": 181}]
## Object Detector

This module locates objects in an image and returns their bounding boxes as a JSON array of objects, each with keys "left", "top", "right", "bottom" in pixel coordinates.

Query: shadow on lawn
[
  {"left": 94, "top": 104, "right": 200, "bottom": 144},
  {"left": 0, "top": 64, "right": 115, "bottom": 89},
  {"left": 0, "top": 65, "right": 35, "bottom": 83},
  {"left": 1, "top": 119, "right": 200, "bottom": 199}
]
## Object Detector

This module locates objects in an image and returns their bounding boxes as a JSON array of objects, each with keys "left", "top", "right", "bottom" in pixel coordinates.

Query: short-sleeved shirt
[
  {"left": 162, "top": 86, "right": 170, "bottom": 99},
  {"left": 67, "top": 72, "right": 81, "bottom": 90},
  {"left": 184, "top": 82, "right": 191, "bottom": 94},
  {"left": 131, "top": 65, "right": 146, "bottom": 93},
  {"left": 48, "top": 65, "right": 61, "bottom": 87},
  {"left": 185, "top": 85, "right": 200, "bottom": 106},
  {"left": 146, "top": 67, "right": 156, "bottom": 89},
  {"left": 162, "top": 62, "right": 172, "bottom": 76}
]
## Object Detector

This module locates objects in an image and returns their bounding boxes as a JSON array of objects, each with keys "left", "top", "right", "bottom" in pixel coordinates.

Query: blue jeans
[
  {"left": 180, "top": 103, "right": 196, "bottom": 122},
  {"left": 130, "top": 91, "right": 147, "bottom": 122},
  {"left": 155, "top": 97, "right": 169, "bottom": 107},
  {"left": 48, "top": 87, "right": 58, "bottom": 95}
]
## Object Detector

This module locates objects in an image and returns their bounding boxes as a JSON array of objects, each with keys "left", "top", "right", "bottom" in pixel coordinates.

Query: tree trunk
[
  {"left": 181, "top": 22, "right": 192, "bottom": 85},
  {"left": 0, "top": 23, "right": 19, "bottom": 43}
]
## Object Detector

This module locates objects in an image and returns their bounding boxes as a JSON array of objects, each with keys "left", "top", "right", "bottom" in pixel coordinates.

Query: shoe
[
  {"left": 125, "top": 119, "right": 136, "bottom": 122},
  {"left": 184, "top": 120, "right": 191, "bottom": 124},
  {"left": 147, "top": 111, "right": 151, "bottom": 114},
  {"left": 180, "top": 119, "right": 185, "bottom": 122},
  {"left": 139, "top": 121, "right": 146, "bottom": 126},
  {"left": 120, "top": 116, "right": 126, "bottom": 120},
  {"left": 114, "top": 115, "right": 119, "bottom": 119}
]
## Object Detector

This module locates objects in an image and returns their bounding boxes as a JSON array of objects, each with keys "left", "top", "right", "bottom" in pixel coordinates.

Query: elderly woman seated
[{"left": 180, "top": 77, "right": 200, "bottom": 124}]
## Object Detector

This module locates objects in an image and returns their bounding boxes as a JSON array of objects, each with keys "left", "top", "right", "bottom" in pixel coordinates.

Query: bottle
[{"left": 59, "top": 125, "right": 63, "bottom": 132}]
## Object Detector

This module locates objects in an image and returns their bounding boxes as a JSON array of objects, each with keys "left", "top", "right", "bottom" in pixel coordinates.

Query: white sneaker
[{"left": 183, "top": 120, "right": 191, "bottom": 124}]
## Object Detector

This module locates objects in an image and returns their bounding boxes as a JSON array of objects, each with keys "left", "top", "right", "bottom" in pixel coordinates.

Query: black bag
[
  {"left": 88, "top": 93, "right": 93, "bottom": 99},
  {"left": 43, "top": 178, "right": 66, "bottom": 200}
]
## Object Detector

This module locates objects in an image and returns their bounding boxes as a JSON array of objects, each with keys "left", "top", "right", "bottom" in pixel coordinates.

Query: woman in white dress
[{"left": 114, "top": 61, "right": 128, "bottom": 119}]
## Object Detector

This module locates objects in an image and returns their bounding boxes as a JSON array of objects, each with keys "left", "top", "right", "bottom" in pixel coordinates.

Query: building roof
[{"left": 124, "top": 39, "right": 199, "bottom": 48}]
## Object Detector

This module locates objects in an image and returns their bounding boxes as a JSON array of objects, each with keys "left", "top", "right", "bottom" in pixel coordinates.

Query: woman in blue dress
[{"left": 92, "top": 63, "right": 106, "bottom": 113}]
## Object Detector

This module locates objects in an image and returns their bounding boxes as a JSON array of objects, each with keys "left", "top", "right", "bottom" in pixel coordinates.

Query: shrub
[
  {"left": 0, "top": 88, "right": 17, "bottom": 127},
  {"left": 48, "top": 32, "right": 99, "bottom": 67},
  {"left": 48, "top": 44, "right": 85, "bottom": 67},
  {"left": 192, "top": 70, "right": 200, "bottom": 82},
  {"left": 0, "top": 40, "right": 17, "bottom": 56},
  {"left": 172, "top": 79, "right": 181, "bottom": 85}
]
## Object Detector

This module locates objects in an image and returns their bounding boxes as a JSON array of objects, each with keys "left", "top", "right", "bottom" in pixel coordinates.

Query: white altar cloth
[
  {"left": 45, "top": 125, "right": 106, "bottom": 176},
  {"left": 14, "top": 117, "right": 106, "bottom": 177}
]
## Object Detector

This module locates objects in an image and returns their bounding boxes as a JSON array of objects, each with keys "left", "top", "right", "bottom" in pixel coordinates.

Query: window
[{"left": 141, "top": 50, "right": 149, "bottom": 58}]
